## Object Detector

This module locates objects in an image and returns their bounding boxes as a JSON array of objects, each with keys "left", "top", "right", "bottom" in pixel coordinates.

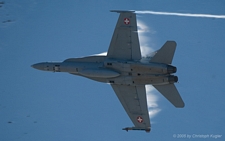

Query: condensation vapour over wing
[
  {"left": 137, "top": 20, "right": 161, "bottom": 119},
  {"left": 136, "top": 10, "right": 225, "bottom": 19}
]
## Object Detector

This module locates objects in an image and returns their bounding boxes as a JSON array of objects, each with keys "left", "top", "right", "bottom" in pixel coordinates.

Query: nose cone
[{"left": 31, "top": 63, "right": 46, "bottom": 71}]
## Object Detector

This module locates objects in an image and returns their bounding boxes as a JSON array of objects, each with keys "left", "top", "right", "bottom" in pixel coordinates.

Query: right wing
[
  {"left": 111, "top": 84, "right": 151, "bottom": 132},
  {"left": 107, "top": 11, "right": 141, "bottom": 60},
  {"left": 153, "top": 84, "right": 184, "bottom": 108}
]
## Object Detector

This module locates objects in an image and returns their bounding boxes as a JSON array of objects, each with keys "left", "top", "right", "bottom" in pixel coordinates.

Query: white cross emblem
[
  {"left": 137, "top": 116, "right": 143, "bottom": 123},
  {"left": 124, "top": 18, "right": 130, "bottom": 25}
]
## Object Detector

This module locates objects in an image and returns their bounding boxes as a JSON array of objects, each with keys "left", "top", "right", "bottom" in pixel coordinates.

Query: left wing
[
  {"left": 107, "top": 10, "right": 141, "bottom": 60},
  {"left": 111, "top": 84, "right": 151, "bottom": 132}
]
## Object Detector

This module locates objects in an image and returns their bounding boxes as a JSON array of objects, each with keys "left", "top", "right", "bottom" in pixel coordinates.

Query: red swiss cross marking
[
  {"left": 124, "top": 18, "right": 130, "bottom": 25},
  {"left": 137, "top": 116, "right": 143, "bottom": 123}
]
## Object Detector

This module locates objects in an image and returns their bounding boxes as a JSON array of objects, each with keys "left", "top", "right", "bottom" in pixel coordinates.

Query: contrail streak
[{"left": 136, "top": 10, "right": 225, "bottom": 19}]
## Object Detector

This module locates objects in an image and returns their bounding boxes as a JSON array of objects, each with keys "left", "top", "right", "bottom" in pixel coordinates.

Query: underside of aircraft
[{"left": 32, "top": 10, "right": 184, "bottom": 133}]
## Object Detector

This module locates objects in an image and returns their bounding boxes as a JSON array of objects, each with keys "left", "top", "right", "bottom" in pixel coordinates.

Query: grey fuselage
[{"left": 32, "top": 56, "right": 177, "bottom": 86}]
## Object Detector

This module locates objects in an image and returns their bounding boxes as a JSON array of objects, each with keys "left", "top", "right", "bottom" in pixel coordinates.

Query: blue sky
[{"left": 1, "top": 0, "right": 225, "bottom": 140}]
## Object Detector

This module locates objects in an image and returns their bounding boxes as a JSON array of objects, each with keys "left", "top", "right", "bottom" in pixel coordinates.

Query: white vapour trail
[
  {"left": 136, "top": 10, "right": 225, "bottom": 19},
  {"left": 94, "top": 52, "right": 107, "bottom": 56},
  {"left": 137, "top": 20, "right": 161, "bottom": 119}
]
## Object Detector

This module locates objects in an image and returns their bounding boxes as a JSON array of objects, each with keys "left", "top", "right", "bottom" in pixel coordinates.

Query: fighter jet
[{"left": 32, "top": 10, "right": 184, "bottom": 133}]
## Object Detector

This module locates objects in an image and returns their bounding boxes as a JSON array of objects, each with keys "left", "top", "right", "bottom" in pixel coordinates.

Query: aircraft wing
[
  {"left": 111, "top": 84, "right": 151, "bottom": 131},
  {"left": 107, "top": 11, "right": 141, "bottom": 60},
  {"left": 153, "top": 84, "right": 184, "bottom": 108}
]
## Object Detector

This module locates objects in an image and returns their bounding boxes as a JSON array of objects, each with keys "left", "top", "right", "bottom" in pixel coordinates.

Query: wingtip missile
[
  {"left": 122, "top": 127, "right": 151, "bottom": 133},
  {"left": 110, "top": 10, "right": 135, "bottom": 13}
]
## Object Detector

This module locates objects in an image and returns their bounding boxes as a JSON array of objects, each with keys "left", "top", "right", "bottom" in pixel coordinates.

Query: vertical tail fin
[{"left": 150, "top": 41, "right": 177, "bottom": 64}]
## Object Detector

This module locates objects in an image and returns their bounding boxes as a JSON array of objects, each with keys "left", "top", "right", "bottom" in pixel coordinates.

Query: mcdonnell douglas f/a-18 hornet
[{"left": 32, "top": 10, "right": 184, "bottom": 133}]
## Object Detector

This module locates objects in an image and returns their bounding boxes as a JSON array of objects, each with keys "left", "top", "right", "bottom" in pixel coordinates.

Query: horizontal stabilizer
[
  {"left": 153, "top": 84, "right": 184, "bottom": 108},
  {"left": 150, "top": 41, "right": 177, "bottom": 64}
]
